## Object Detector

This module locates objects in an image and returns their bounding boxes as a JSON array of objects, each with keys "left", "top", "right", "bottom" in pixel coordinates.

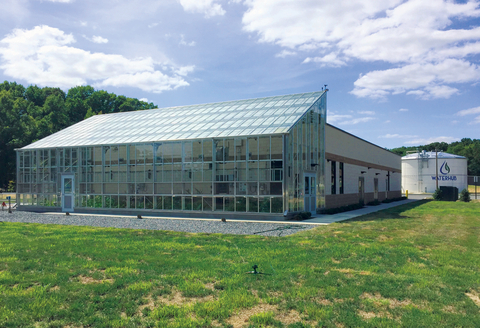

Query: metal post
[{"left": 435, "top": 149, "right": 438, "bottom": 190}]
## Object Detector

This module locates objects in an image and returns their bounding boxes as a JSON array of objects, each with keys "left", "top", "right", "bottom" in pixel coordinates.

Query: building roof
[
  {"left": 402, "top": 151, "right": 466, "bottom": 160},
  {"left": 22, "top": 91, "right": 325, "bottom": 149}
]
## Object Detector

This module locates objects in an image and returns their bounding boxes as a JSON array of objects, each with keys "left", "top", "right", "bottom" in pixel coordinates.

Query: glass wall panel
[
  {"left": 235, "top": 197, "right": 247, "bottom": 212},
  {"left": 215, "top": 197, "right": 223, "bottom": 211},
  {"left": 18, "top": 132, "right": 289, "bottom": 214},
  {"left": 248, "top": 197, "right": 258, "bottom": 212},
  {"left": 155, "top": 196, "right": 163, "bottom": 209},
  {"left": 285, "top": 92, "right": 326, "bottom": 213},
  {"left": 235, "top": 138, "right": 247, "bottom": 161},
  {"left": 193, "top": 197, "right": 202, "bottom": 210},
  {"left": 203, "top": 197, "right": 213, "bottom": 211},
  {"left": 193, "top": 141, "right": 202, "bottom": 162},
  {"left": 203, "top": 140, "right": 212, "bottom": 162}
]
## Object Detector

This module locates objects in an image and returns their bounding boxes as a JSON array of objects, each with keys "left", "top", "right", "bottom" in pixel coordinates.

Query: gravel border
[{"left": 0, "top": 211, "right": 315, "bottom": 237}]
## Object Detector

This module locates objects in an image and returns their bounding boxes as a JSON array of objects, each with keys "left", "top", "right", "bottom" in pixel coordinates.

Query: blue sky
[{"left": 0, "top": 0, "right": 479, "bottom": 149}]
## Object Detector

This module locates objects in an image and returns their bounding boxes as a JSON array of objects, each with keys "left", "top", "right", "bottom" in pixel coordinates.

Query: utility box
[{"left": 440, "top": 186, "right": 458, "bottom": 201}]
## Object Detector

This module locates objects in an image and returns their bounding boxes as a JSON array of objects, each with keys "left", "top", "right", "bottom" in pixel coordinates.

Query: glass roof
[{"left": 22, "top": 91, "right": 325, "bottom": 149}]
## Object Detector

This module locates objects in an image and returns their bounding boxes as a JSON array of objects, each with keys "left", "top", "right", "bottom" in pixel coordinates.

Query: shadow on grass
[{"left": 340, "top": 199, "right": 431, "bottom": 223}]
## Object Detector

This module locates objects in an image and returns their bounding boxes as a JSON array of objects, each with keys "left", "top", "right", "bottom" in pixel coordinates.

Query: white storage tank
[{"left": 402, "top": 151, "right": 468, "bottom": 194}]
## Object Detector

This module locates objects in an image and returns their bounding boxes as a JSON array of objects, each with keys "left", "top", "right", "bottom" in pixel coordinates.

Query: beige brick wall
[{"left": 325, "top": 190, "right": 403, "bottom": 208}]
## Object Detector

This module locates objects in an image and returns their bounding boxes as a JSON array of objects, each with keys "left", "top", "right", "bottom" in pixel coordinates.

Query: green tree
[{"left": 0, "top": 81, "right": 158, "bottom": 189}]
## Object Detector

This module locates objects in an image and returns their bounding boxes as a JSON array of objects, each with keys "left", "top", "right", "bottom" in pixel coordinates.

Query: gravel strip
[{"left": 0, "top": 211, "right": 315, "bottom": 237}]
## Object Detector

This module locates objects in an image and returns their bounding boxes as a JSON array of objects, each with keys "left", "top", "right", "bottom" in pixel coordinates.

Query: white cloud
[
  {"left": 327, "top": 110, "right": 376, "bottom": 125},
  {"left": 399, "top": 108, "right": 409, "bottom": 112},
  {"left": 148, "top": 23, "right": 159, "bottom": 28},
  {"left": 179, "top": 34, "right": 196, "bottom": 47},
  {"left": 139, "top": 98, "right": 149, "bottom": 102},
  {"left": 338, "top": 117, "right": 376, "bottom": 125},
  {"left": 0, "top": 25, "right": 191, "bottom": 93},
  {"left": 404, "top": 136, "right": 459, "bottom": 145},
  {"left": 303, "top": 53, "right": 346, "bottom": 67},
  {"left": 275, "top": 50, "right": 296, "bottom": 58},
  {"left": 242, "top": 0, "right": 480, "bottom": 99},
  {"left": 83, "top": 35, "right": 109, "bottom": 44},
  {"left": 379, "top": 134, "right": 419, "bottom": 138},
  {"left": 175, "top": 65, "right": 195, "bottom": 76},
  {"left": 473, "top": 115, "right": 480, "bottom": 124},
  {"left": 358, "top": 110, "right": 375, "bottom": 115},
  {"left": 1, "top": 0, "right": 29, "bottom": 21},
  {"left": 456, "top": 106, "right": 480, "bottom": 116},
  {"left": 178, "top": 0, "right": 225, "bottom": 18},
  {"left": 326, "top": 113, "right": 352, "bottom": 124},
  {"left": 351, "top": 59, "right": 480, "bottom": 99},
  {"left": 43, "top": 0, "right": 73, "bottom": 2}
]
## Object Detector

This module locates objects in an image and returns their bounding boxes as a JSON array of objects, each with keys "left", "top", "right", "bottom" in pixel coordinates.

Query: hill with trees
[
  {"left": 391, "top": 139, "right": 480, "bottom": 176},
  {"left": 0, "top": 81, "right": 157, "bottom": 190}
]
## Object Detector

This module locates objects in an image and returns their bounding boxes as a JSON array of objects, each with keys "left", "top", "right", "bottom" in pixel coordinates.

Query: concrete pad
[{"left": 306, "top": 199, "right": 423, "bottom": 224}]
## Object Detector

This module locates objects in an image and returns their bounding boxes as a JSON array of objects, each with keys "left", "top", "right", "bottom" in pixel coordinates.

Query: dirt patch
[
  {"left": 205, "top": 283, "right": 215, "bottom": 290},
  {"left": 466, "top": 290, "right": 480, "bottom": 307},
  {"left": 361, "top": 293, "right": 412, "bottom": 308},
  {"left": 267, "top": 291, "right": 282, "bottom": 298},
  {"left": 158, "top": 289, "right": 215, "bottom": 306},
  {"left": 276, "top": 310, "right": 302, "bottom": 325},
  {"left": 138, "top": 294, "right": 156, "bottom": 315},
  {"left": 78, "top": 275, "right": 114, "bottom": 284},
  {"left": 226, "top": 304, "right": 277, "bottom": 328},
  {"left": 313, "top": 298, "right": 332, "bottom": 306},
  {"left": 358, "top": 310, "right": 392, "bottom": 320},
  {"left": 377, "top": 235, "right": 393, "bottom": 242},
  {"left": 49, "top": 285, "right": 60, "bottom": 292},
  {"left": 334, "top": 298, "right": 353, "bottom": 303},
  {"left": 332, "top": 268, "right": 373, "bottom": 277},
  {"left": 442, "top": 305, "right": 466, "bottom": 314},
  {"left": 331, "top": 258, "right": 341, "bottom": 264},
  {"left": 226, "top": 302, "right": 311, "bottom": 328}
]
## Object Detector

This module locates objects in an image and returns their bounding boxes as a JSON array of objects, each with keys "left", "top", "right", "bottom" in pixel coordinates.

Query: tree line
[
  {"left": 0, "top": 81, "right": 157, "bottom": 190},
  {"left": 1, "top": 80, "right": 479, "bottom": 190},
  {"left": 390, "top": 139, "right": 480, "bottom": 176}
]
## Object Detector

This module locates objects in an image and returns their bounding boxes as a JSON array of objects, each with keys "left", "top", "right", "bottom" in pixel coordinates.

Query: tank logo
[{"left": 440, "top": 161, "right": 450, "bottom": 175}]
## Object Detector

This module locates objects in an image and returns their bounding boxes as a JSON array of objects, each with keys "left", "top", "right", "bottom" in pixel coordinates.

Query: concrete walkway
[
  {"left": 305, "top": 198, "right": 423, "bottom": 224},
  {"left": 24, "top": 198, "right": 425, "bottom": 227}
]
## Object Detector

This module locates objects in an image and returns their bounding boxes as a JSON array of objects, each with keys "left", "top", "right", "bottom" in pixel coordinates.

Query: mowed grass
[{"left": 1, "top": 200, "right": 479, "bottom": 328}]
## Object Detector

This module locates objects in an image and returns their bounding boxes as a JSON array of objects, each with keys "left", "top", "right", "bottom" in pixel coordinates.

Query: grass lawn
[{"left": 1, "top": 200, "right": 479, "bottom": 327}]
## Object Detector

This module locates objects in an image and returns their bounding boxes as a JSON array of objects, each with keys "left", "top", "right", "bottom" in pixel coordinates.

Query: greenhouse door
[
  {"left": 304, "top": 173, "right": 316, "bottom": 214},
  {"left": 62, "top": 175, "right": 74, "bottom": 212}
]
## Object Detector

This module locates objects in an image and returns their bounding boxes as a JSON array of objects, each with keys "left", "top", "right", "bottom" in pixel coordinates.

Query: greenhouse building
[{"left": 16, "top": 90, "right": 401, "bottom": 218}]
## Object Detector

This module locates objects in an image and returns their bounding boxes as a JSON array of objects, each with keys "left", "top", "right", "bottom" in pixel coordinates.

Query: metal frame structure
[{"left": 16, "top": 91, "right": 327, "bottom": 216}]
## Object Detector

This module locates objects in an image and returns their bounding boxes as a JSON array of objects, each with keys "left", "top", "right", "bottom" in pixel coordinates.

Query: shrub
[
  {"left": 367, "top": 200, "right": 380, "bottom": 206},
  {"left": 459, "top": 189, "right": 471, "bottom": 202},
  {"left": 432, "top": 188, "right": 443, "bottom": 201},
  {"left": 292, "top": 211, "right": 312, "bottom": 221},
  {"left": 7, "top": 180, "right": 15, "bottom": 192},
  {"left": 316, "top": 202, "right": 364, "bottom": 215}
]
